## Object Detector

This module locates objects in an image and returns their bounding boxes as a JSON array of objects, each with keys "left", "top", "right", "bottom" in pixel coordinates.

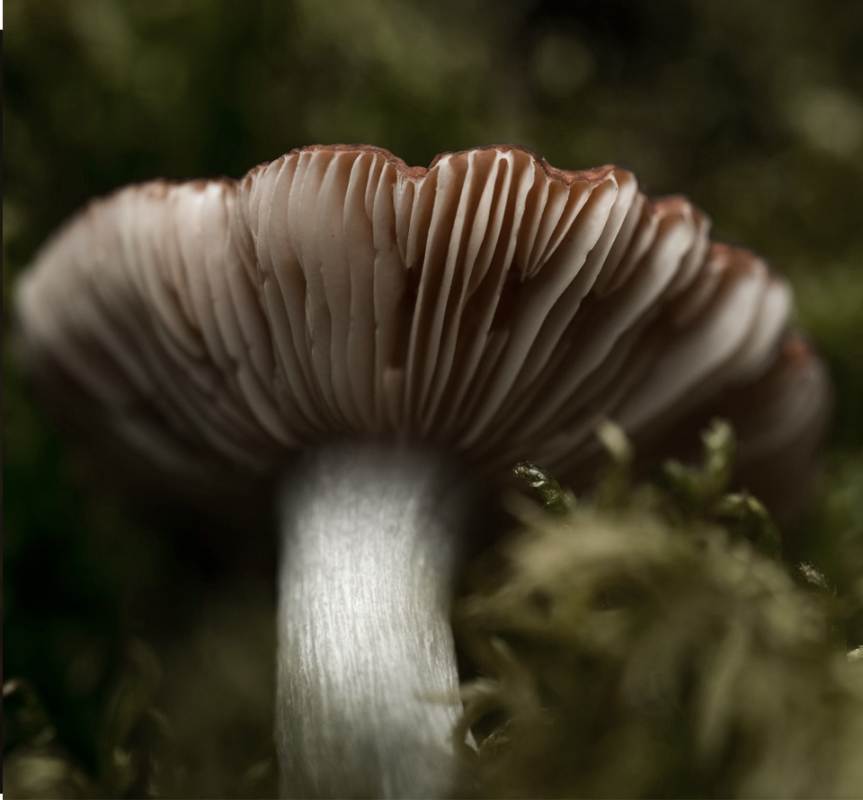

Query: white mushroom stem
[{"left": 275, "top": 442, "right": 473, "bottom": 798}]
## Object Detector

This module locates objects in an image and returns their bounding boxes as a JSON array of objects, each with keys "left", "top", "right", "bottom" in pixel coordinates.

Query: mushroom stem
[{"left": 275, "top": 442, "right": 472, "bottom": 798}]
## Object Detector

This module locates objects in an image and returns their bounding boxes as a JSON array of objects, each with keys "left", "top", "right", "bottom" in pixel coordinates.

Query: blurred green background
[{"left": 4, "top": 0, "right": 863, "bottom": 796}]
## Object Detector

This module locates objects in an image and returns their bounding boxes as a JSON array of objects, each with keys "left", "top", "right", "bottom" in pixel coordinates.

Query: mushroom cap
[{"left": 14, "top": 144, "right": 828, "bottom": 515}]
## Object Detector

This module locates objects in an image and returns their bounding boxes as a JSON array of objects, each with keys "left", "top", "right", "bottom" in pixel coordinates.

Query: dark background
[{"left": 4, "top": 0, "right": 863, "bottom": 795}]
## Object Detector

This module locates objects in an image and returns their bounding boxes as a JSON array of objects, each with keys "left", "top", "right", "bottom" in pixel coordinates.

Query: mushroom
[{"left": 14, "top": 144, "right": 828, "bottom": 798}]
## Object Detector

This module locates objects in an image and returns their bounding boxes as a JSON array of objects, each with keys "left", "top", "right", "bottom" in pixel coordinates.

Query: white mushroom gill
[{"left": 15, "top": 144, "right": 828, "bottom": 798}]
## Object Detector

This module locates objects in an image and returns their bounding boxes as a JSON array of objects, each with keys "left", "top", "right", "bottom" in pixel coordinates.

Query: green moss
[{"left": 456, "top": 428, "right": 863, "bottom": 798}]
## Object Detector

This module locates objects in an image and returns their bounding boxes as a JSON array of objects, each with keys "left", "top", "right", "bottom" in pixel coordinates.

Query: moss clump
[{"left": 456, "top": 422, "right": 863, "bottom": 798}]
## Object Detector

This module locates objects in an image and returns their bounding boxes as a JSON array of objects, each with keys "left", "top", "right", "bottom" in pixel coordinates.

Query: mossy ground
[{"left": 456, "top": 425, "right": 863, "bottom": 798}]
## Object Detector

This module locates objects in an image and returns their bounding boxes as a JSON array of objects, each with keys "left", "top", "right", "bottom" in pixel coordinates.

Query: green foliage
[
  {"left": 512, "top": 463, "right": 577, "bottom": 518},
  {"left": 4, "top": 680, "right": 59, "bottom": 754},
  {"left": 659, "top": 420, "right": 782, "bottom": 559},
  {"left": 455, "top": 426, "right": 863, "bottom": 798},
  {"left": 4, "top": 601, "right": 278, "bottom": 799}
]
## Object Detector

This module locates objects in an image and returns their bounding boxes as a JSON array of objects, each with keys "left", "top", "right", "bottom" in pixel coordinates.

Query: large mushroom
[{"left": 14, "top": 144, "right": 827, "bottom": 798}]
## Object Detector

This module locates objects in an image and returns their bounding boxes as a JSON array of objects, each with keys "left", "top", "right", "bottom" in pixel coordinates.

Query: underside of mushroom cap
[{"left": 14, "top": 144, "right": 828, "bottom": 518}]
